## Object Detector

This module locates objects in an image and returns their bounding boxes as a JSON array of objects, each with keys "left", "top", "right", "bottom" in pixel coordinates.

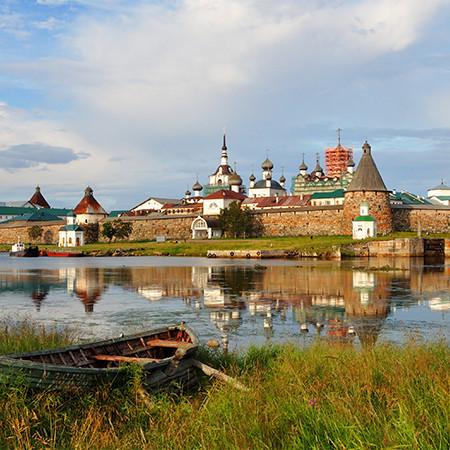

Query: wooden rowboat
[{"left": 0, "top": 323, "right": 198, "bottom": 393}]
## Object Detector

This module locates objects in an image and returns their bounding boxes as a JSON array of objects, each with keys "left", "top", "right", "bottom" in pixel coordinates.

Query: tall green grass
[
  {"left": 0, "top": 320, "right": 448, "bottom": 448},
  {"left": 0, "top": 317, "right": 76, "bottom": 354}
]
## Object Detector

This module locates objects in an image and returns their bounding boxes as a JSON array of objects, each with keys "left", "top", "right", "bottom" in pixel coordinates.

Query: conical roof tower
[
  {"left": 343, "top": 141, "right": 393, "bottom": 235},
  {"left": 29, "top": 186, "right": 50, "bottom": 209},
  {"left": 346, "top": 141, "right": 388, "bottom": 192}
]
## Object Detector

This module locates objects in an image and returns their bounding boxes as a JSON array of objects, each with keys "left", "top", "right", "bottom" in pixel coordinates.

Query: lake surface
[{"left": 0, "top": 253, "right": 448, "bottom": 352}]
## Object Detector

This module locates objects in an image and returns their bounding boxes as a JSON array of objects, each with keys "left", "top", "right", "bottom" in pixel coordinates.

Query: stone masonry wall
[
  {"left": 0, "top": 204, "right": 449, "bottom": 247},
  {"left": 343, "top": 191, "right": 393, "bottom": 235},
  {"left": 392, "top": 206, "right": 450, "bottom": 233},
  {"left": 0, "top": 222, "right": 63, "bottom": 245},
  {"left": 254, "top": 206, "right": 344, "bottom": 236},
  {"left": 98, "top": 216, "right": 194, "bottom": 242}
]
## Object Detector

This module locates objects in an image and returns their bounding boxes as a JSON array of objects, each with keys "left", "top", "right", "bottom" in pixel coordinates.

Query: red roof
[
  {"left": 29, "top": 186, "right": 50, "bottom": 209},
  {"left": 203, "top": 189, "right": 247, "bottom": 201},
  {"left": 73, "top": 187, "right": 107, "bottom": 215}
]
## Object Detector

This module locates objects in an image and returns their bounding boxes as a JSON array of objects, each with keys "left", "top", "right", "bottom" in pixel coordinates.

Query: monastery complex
[{"left": 0, "top": 132, "right": 449, "bottom": 245}]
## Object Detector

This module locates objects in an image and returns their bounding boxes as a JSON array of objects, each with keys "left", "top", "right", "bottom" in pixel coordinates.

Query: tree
[
  {"left": 114, "top": 220, "right": 133, "bottom": 241},
  {"left": 218, "top": 201, "right": 259, "bottom": 238},
  {"left": 28, "top": 225, "right": 43, "bottom": 242},
  {"left": 102, "top": 222, "right": 115, "bottom": 243},
  {"left": 101, "top": 219, "right": 133, "bottom": 243},
  {"left": 83, "top": 223, "right": 99, "bottom": 244}
]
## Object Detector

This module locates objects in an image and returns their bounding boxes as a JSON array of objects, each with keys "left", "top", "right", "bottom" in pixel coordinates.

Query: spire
[
  {"left": 346, "top": 141, "right": 388, "bottom": 192},
  {"left": 279, "top": 166, "right": 286, "bottom": 187},
  {"left": 337, "top": 128, "right": 342, "bottom": 146},
  {"left": 299, "top": 153, "right": 307, "bottom": 173},
  {"left": 221, "top": 127, "right": 228, "bottom": 166},
  {"left": 192, "top": 173, "right": 203, "bottom": 197},
  {"left": 313, "top": 153, "right": 323, "bottom": 175}
]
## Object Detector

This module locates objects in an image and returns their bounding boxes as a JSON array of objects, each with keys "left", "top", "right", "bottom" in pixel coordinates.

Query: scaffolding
[{"left": 325, "top": 145, "right": 353, "bottom": 178}]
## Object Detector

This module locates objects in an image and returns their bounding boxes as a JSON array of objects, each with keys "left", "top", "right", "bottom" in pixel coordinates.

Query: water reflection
[{"left": 0, "top": 257, "right": 448, "bottom": 350}]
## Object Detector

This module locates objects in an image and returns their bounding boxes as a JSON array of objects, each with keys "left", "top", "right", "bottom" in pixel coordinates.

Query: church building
[
  {"left": 203, "top": 132, "right": 245, "bottom": 196},
  {"left": 247, "top": 153, "right": 286, "bottom": 198}
]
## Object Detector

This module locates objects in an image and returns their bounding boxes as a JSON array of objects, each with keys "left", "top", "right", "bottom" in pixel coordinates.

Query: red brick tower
[{"left": 343, "top": 141, "right": 393, "bottom": 235}]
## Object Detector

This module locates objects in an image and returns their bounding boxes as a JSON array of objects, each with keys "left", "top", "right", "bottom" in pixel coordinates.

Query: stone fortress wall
[{"left": 1, "top": 205, "right": 449, "bottom": 245}]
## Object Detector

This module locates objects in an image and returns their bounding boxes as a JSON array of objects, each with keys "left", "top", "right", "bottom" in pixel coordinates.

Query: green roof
[
  {"left": 62, "top": 224, "right": 84, "bottom": 231},
  {"left": 0, "top": 206, "right": 36, "bottom": 217},
  {"left": 353, "top": 215, "right": 376, "bottom": 222},
  {"left": 309, "top": 189, "right": 345, "bottom": 200},
  {"left": 390, "top": 191, "right": 432, "bottom": 205},
  {"left": 2, "top": 210, "right": 64, "bottom": 224},
  {"left": 109, "top": 210, "right": 128, "bottom": 217}
]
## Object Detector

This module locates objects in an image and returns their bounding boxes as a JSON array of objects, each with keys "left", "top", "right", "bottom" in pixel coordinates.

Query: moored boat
[
  {"left": 0, "top": 323, "right": 199, "bottom": 393},
  {"left": 9, "top": 240, "right": 39, "bottom": 257},
  {"left": 41, "top": 250, "right": 86, "bottom": 257}
]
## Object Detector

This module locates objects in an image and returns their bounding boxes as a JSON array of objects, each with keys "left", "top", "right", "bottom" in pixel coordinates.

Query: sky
[{"left": 0, "top": 0, "right": 449, "bottom": 211}]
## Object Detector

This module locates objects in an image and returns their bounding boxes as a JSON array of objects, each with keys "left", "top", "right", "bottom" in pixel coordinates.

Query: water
[{"left": 0, "top": 253, "right": 448, "bottom": 352}]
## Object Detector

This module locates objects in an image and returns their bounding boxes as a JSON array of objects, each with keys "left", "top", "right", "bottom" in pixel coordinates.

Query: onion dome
[
  {"left": 229, "top": 172, "right": 242, "bottom": 186},
  {"left": 261, "top": 157, "right": 274, "bottom": 170},
  {"left": 192, "top": 179, "right": 203, "bottom": 191},
  {"left": 279, "top": 174, "right": 286, "bottom": 183},
  {"left": 314, "top": 162, "right": 323, "bottom": 173},
  {"left": 347, "top": 158, "right": 355, "bottom": 167},
  {"left": 249, "top": 173, "right": 256, "bottom": 182},
  {"left": 185, "top": 188, "right": 191, "bottom": 196},
  {"left": 299, "top": 161, "right": 307, "bottom": 171}
]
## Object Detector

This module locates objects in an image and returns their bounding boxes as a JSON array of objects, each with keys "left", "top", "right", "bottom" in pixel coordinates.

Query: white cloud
[{"left": 0, "top": 0, "right": 449, "bottom": 206}]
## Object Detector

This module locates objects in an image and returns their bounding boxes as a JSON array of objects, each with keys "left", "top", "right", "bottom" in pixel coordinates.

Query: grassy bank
[
  {"left": 0, "top": 319, "right": 448, "bottom": 448},
  {"left": 2, "top": 232, "right": 448, "bottom": 257},
  {"left": 31, "top": 231, "right": 446, "bottom": 257}
]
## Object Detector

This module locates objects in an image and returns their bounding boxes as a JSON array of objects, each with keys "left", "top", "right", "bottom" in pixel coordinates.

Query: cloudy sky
[{"left": 0, "top": 0, "right": 449, "bottom": 210}]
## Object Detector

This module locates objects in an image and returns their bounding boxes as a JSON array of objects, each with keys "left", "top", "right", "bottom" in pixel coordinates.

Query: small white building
[
  {"left": 352, "top": 200, "right": 377, "bottom": 239},
  {"left": 191, "top": 216, "right": 222, "bottom": 239},
  {"left": 427, "top": 180, "right": 450, "bottom": 206},
  {"left": 59, "top": 211, "right": 85, "bottom": 247},
  {"left": 131, "top": 197, "right": 180, "bottom": 213},
  {"left": 202, "top": 190, "right": 246, "bottom": 216}
]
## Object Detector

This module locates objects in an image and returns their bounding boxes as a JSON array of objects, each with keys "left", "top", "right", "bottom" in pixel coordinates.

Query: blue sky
[{"left": 0, "top": 0, "right": 449, "bottom": 210}]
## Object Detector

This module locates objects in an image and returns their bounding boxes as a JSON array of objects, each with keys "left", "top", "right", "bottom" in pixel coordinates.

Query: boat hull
[
  {"left": 9, "top": 246, "right": 40, "bottom": 257},
  {"left": 42, "top": 250, "right": 85, "bottom": 257},
  {"left": 0, "top": 323, "right": 198, "bottom": 393}
]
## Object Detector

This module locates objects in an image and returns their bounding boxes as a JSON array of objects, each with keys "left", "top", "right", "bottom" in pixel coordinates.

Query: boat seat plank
[
  {"left": 89, "top": 355, "right": 162, "bottom": 364},
  {"left": 145, "top": 339, "right": 185, "bottom": 348},
  {"left": 121, "top": 340, "right": 184, "bottom": 356}
]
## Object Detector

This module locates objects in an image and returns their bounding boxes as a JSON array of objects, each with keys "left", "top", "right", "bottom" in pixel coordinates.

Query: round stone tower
[{"left": 343, "top": 141, "right": 393, "bottom": 235}]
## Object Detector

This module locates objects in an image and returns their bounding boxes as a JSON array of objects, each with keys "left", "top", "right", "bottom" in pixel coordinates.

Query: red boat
[{"left": 41, "top": 250, "right": 85, "bottom": 257}]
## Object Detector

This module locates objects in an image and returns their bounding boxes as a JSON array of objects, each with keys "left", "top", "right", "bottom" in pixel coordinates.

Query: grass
[
  {"left": 2, "top": 232, "right": 448, "bottom": 257},
  {"left": 0, "top": 320, "right": 448, "bottom": 448},
  {"left": 16, "top": 231, "right": 446, "bottom": 257}
]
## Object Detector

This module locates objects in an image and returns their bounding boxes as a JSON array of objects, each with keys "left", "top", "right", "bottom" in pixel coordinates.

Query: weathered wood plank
[
  {"left": 192, "top": 359, "right": 248, "bottom": 391},
  {"left": 89, "top": 355, "right": 162, "bottom": 364}
]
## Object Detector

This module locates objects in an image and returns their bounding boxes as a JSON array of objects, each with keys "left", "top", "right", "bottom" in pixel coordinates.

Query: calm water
[{"left": 0, "top": 253, "right": 448, "bottom": 351}]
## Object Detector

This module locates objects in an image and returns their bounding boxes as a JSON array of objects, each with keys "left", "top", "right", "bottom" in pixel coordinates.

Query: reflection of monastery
[
  {"left": 1, "top": 130, "right": 449, "bottom": 242},
  {"left": 2, "top": 262, "right": 448, "bottom": 348}
]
